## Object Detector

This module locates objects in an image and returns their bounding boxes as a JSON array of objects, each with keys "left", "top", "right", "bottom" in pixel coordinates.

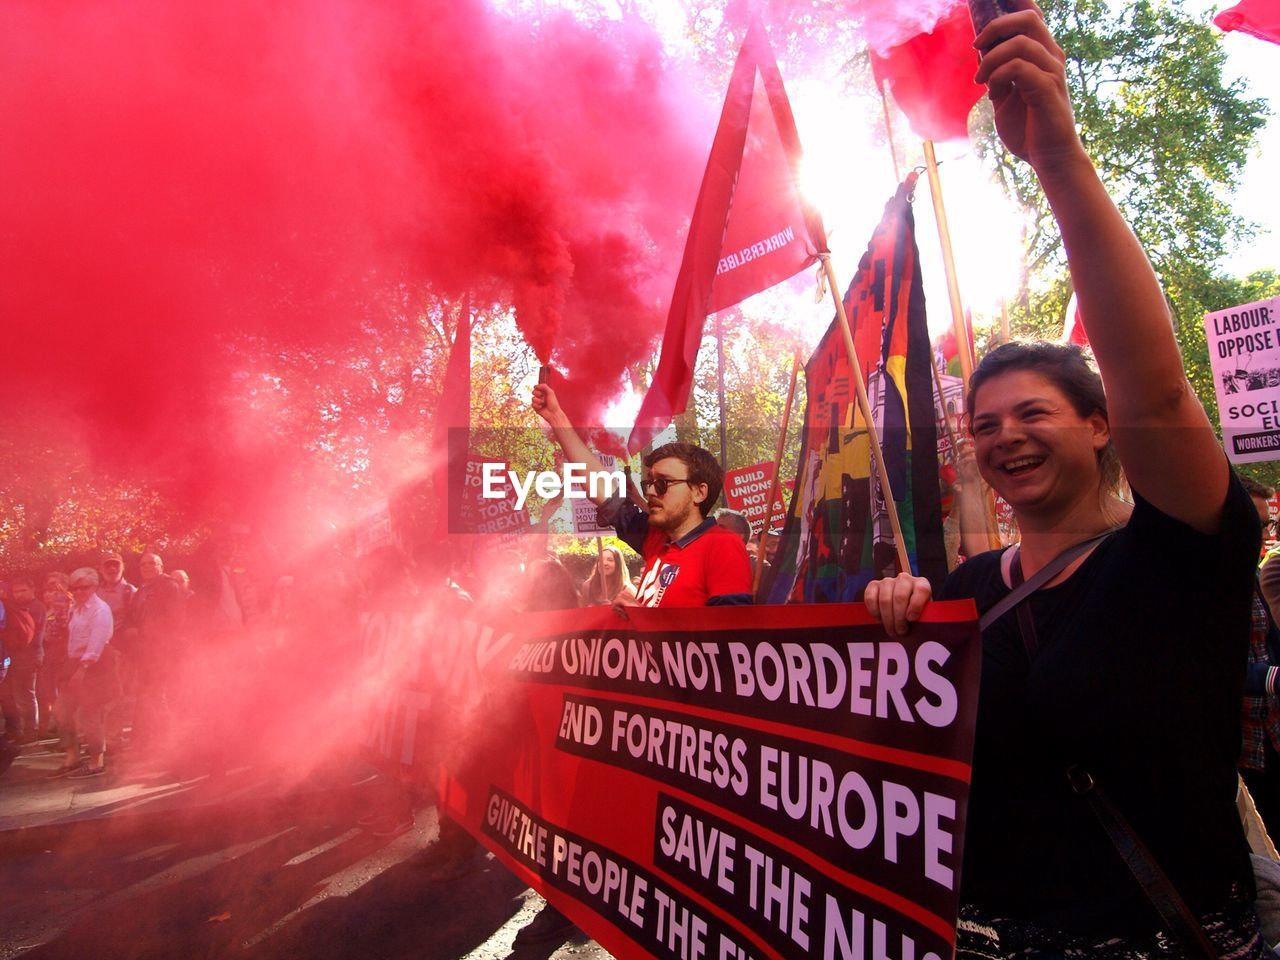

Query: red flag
[
  {"left": 433, "top": 306, "right": 471, "bottom": 539},
  {"left": 1215, "top": 0, "right": 1280, "bottom": 44},
  {"left": 1062, "top": 292, "right": 1089, "bottom": 347},
  {"left": 628, "top": 20, "right": 826, "bottom": 452},
  {"left": 870, "top": 3, "right": 985, "bottom": 143},
  {"left": 934, "top": 310, "right": 975, "bottom": 379}
]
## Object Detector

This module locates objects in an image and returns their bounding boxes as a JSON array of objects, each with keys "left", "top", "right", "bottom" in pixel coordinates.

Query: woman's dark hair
[{"left": 967, "top": 341, "right": 1122, "bottom": 496}]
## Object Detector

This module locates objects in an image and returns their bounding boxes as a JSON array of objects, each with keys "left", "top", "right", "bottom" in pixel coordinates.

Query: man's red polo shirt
[{"left": 599, "top": 499, "right": 752, "bottom": 607}]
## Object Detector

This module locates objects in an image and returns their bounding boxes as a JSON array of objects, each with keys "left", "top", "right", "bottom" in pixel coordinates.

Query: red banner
[
  {"left": 362, "top": 601, "right": 981, "bottom": 958},
  {"left": 1061, "top": 292, "right": 1089, "bottom": 347},
  {"left": 629, "top": 20, "right": 827, "bottom": 452},
  {"left": 722, "top": 461, "right": 788, "bottom": 535}
]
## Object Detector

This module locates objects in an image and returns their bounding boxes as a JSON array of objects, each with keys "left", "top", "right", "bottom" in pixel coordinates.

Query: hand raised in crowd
[
  {"left": 531, "top": 384, "right": 563, "bottom": 425},
  {"left": 863, "top": 572, "right": 932, "bottom": 637},
  {"left": 975, "top": 1, "right": 1084, "bottom": 174}
]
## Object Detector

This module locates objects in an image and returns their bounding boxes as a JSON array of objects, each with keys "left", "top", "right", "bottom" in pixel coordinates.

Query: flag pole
[
  {"left": 715, "top": 311, "right": 729, "bottom": 468},
  {"left": 820, "top": 256, "right": 913, "bottom": 576},
  {"left": 921, "top": 140, "right": 1002, "bottom": 549},
  {"left": 880, "top": 94, "right": 999, "bottom": 557},
  {"left": 922, "top": 140, "right": 974, "bottom": 385},
  {"left": 879, "top": 88, "right": 902, "bottom": 182},
  {"left": 753, "top": 348, "right": 801, "bottom": 600}
]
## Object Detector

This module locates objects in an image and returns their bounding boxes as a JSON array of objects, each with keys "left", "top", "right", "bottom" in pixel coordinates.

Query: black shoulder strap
[
  {"left": 1009, "top": 553, "right": 1040, "bottom": 661},
  {"left": 978, "top": 529, "right": 1115, "bottom": 636},
  {"left": 1068, "top": 767, "right": 1221, "bottom": 959}
]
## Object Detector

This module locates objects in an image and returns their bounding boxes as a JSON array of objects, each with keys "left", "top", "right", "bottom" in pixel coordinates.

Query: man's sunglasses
[{"left": 642, "top": 477, "right": 691, "bottom": 497}]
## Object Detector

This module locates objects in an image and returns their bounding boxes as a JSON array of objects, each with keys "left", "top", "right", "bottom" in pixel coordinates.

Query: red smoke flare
[{"left": 1, "top": 0, "right": 706, "bottom": 520}]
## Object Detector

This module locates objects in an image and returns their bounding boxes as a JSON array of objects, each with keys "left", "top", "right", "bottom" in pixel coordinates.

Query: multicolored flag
[
  {"left": 870, "top": 2, "right": 985, "bottom": 143},
  {"left": 762, "top": 181, "right": 948, "bottom": 603},
  {"left": 628, "top": 19, "right": 827, "bottom": 452},
  {"left": 1214, "top": 0, "right": 1280, "bottom": 45}
]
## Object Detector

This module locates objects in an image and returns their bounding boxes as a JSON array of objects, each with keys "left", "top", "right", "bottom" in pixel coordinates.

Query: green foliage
[
  {"left": 0, "top": 293, "right": 550, "bottom": 574},
  {"left": 988, "top": 0, "right": 1271, "bottom": 348},
  {"left": 683, "top": 309, "right": 808, "bottom": 502}
]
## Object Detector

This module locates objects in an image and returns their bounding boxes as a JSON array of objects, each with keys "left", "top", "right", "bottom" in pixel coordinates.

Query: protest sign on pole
[
  {"left": 359, "top": 601, "right": 981, "bottom": 959},
  {"left": 571, "top": 454, "right": 619, "bottom": 536},
  {"left": 1204, "top": 296, "right": 1280, "bottom": 463},
  {"left": 723, "top": 461, "right": 788, "bottom": 536}
]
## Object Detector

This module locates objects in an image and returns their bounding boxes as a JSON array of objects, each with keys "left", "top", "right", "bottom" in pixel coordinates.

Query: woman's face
[
  {"left": 969, "top": 370, "right": 1109, "bottom": 517},
  {"left": 600, "top": 551, "right": 617, "bottom": 576}
]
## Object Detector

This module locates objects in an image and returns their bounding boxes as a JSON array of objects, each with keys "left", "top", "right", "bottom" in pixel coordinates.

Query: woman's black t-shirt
[{"left": 939, "top": 475, "right": 1259, "bottom": 936}]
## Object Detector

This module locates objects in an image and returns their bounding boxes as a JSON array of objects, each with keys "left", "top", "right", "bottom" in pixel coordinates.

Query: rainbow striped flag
[{"left": 763, "top": 181, "right": 948, "bottom": 603}]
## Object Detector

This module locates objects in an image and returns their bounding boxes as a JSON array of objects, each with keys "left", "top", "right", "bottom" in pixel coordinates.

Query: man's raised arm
[{"left": 531, "top": 384, "right": 615, "bottom": 507}]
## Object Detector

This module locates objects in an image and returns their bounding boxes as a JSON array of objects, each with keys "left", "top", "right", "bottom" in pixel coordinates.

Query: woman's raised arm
[{"left": 977, "top": 3, "right": 1229, "bottom": 532}]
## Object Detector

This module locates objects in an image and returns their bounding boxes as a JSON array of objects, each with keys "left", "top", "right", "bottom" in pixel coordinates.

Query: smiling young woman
[
  {"left": 967, "top": 344, "right": 1127, "bottom": 534},
  {"left": 862, "top": 1, "right": 1268, "bottom": 956}
]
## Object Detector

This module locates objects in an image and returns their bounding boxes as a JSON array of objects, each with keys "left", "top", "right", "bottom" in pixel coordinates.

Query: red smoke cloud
[{"left": 1, "top": 0, "right": 706, "bottom": 516}]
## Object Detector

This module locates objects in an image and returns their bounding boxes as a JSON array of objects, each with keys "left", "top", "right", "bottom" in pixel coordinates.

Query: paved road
[{"left": 0, "top": 749, "right": 615, "bottom": 960}]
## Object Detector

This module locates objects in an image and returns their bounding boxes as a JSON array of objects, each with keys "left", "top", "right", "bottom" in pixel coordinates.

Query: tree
[
  {"left": 982, "top": 0, "right": 1270, "bottom": 342},
  {"left": 683, "top": 307, "right": 809, "bottom": 495}
]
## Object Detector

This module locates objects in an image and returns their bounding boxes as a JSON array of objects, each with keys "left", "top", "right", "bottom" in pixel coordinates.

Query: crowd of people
[
  {"left": 0, "top": 541, "right": 278, "bottom": 780},
  {"left": 523, "top": 5, "right": 1280, "bottom": 957},
  {"left": 3, "top": 6, "right": 1278, "bottom": 958}
]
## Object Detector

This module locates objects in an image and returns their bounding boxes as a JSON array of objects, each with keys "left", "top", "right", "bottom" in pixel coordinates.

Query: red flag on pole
[
  {"left": 1062, "top": 292, "right": 1090, "bottom": 347},
  {"left": 433, "top": 305, "right": 471, "bottom": 539},
  {"left": 1214, "top": 0, "right": 1280, "bottom": 44},
  {"left": 870, "top": 2, "right": 985, "bottom": 143},
  {"left": 628, "top": 20, "right": 827, "bottom": 453}
]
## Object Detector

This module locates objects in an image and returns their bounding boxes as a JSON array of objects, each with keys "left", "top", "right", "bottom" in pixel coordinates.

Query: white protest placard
[
  {"left": 463, "top": 456, "right": 531, "bottom": 541},
  {"left": 1204, "top": 296, "right": 1280, "bottom": 463},
  {"left": 571, "top": 454, "right": 617, "bottom": 536}
]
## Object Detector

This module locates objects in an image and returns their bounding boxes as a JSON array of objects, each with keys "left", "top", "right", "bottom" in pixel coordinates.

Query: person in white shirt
[{"left": 52, "top": 568, "right": 115, "bottom": 778}]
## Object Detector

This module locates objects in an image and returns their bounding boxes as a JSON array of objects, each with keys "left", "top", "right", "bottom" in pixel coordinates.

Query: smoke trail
[{"left": 0, "top": 0, "right": 706, "bottom": 516}]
